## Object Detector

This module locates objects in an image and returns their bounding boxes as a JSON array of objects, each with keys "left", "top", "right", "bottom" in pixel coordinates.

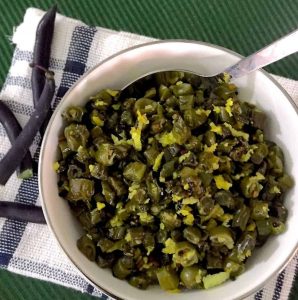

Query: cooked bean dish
[{"left": 55, "top": 71, "right": 293, "bottom": 291}]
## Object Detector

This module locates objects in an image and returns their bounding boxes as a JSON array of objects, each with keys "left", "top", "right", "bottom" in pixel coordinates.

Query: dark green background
[{"left": 0, "top": 0, "right": 297, "bottom": 299}]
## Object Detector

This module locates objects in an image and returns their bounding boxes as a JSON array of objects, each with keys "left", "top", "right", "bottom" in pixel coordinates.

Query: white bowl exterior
[{"left": 39, "top": 41, "right": 298, "bottom": 300}]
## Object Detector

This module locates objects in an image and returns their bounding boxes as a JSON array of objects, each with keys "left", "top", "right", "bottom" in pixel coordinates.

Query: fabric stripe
[
  {"left": 272, "top": 270, "right": 285, "bottom": 300},
  {"left": 86, "top": 284, "right": 95, "bottom": 295},
  {"left": 54, "top": 25, "right": 97, "bottom": 107},
  {"left": 11, "top": 49, "right": 66, "bottom": 71},
  {"left": 8, "top": 257, "right": 91, "bottom": 291},
  {"left": 0, "top": 220, "right": 27, "bottom": 267},
  {"left": 67, "top": 27, "right": 97, "bottom": 64},
  {"left": 280, "top": 256, "right": 298, "bottom": 300},
  {"left": 91, "top": 288, "right": 106, "bottom": 299},
  {"left": 5, "top": 76, "right": 31, "bottom": 89},
  {"left": 2, "top": 99, "right": 34, "bottom": 116},
  {"left": 15, "top": 176, "right": 39, "bottom": 205},
  {"left": 254, "top": 289, "right": 263, "bottom": 300},
  {"left": 11, "top": 49, "right": 33, "bottom": 64}
]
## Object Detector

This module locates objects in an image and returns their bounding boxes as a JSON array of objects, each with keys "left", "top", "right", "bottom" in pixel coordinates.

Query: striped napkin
[{"left": 0, "top": 8, "right": 297, "bottom": 300}]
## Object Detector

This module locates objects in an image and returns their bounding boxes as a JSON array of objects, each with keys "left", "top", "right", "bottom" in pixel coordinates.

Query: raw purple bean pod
[
  {"left": 32, "top": 5, "right": 57, "bottom": 135},
  {"left": 0, "top": 101, "right": 33, "bottom": 178},
  {"left": 0, "top": 202, "right": 46, "bottom": 224},
  {"left": 0, "top": 69, "right": 55, "bottom": 185}
]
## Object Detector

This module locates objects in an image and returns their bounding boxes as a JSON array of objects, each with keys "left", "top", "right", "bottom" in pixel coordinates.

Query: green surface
[
  {"left": 0, "top": 0, "right": 298, "bottom": 86},
  {"left": 0, "top": 268, "right": 96, "bottom": 300},
  {"left": 0, "top": 0, "right": 297, "bottom": 299}
]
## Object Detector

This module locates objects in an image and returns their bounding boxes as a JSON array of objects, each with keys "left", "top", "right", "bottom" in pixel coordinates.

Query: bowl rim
[{"left": 38, "top": 39, "right": 298, "bottom": 300}]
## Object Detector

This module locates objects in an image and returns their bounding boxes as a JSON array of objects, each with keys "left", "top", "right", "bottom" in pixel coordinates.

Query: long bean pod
[
  {"left": 0, "top": 70, "right": 55, "bottom": 185},
  {"left": 0, "top": 201, "right": 46, "bottom": 224},
  {"left": 32, "top": 5, "right": 56, "bottom": 106},
  {"left": 0, "top": 101, "right": 33, "bottom": 178},
  {"left": 32, "top": 5, "right": 57, "bottom": 135}
]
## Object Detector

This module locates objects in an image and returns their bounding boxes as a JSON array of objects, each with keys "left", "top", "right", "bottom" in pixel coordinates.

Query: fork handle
[{"left": 225, "top": 28, "right": 298, "bottom": 78}]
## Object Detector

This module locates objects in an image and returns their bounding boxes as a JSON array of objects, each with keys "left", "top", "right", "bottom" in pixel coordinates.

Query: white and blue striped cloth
[{"left": 0, "top": 8, "right": 297, "bottom": 300}]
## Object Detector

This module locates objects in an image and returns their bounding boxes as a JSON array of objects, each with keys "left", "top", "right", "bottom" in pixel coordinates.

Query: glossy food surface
[{"left": 55, "top": 72, "right": 293, "bottom": 291}]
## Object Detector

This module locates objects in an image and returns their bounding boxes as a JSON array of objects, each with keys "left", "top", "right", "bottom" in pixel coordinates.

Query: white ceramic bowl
[{"left": 39, "top": 41, "right": 298, "bottom": 300}]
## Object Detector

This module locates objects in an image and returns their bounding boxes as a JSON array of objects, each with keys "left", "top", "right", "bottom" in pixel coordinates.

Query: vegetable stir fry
[{"left": 55, "top": 71, "right": 293, "bottom": 291}]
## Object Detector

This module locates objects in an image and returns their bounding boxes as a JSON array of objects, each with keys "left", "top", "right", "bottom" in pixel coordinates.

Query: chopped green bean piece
[
  {"left": 113, "top": 256, "right": 134, "bottom": 279},
  {"left": 160, "top": 210, "right": 181, "bottom": 230},
  {"left": 67, "top": 178, "right": 94, "bottom": 201},
  {"left": 271, "top": 219, "right": 286, "bottom": 235},
  {"left": 224, "top": 260, "right": 245, "bottom": 277},
  {"left": 173, "top": 241, "right": 199, "bottom": 267},
  {"left": 156, "top": 266, "right": 179, "bottom": 291},
  {"left": 64, "top": 124, "right": 89, "bottom": 151},
  {"left": 129, "top": 275, "right": 150, "bottom": 290},
  {"left": 58, "top": 140, "right": 71, "bottom": 159},
  {"left": 179, "top": 95, "right": 194, "bottom": 111},
  {"left": 134, "top": 98, "right": 157, "bottom": 115},
  {"left": 203, "top": 272, "right": 230, "bottom": 289},
  {"left": 232, "top": 205, "right": 251, "bottom": 231},
  {"left": 123, "top": 162, "right": 147, "bottom": 182},
  {"left": 256, "top": 219, "right": 272, "bottom": 236},
  {"left": 180, "top": 266, "right": 204, "bottom": 289},
  {"left": 97, "top": 238, "right": 114, "bottom": 252},
  {"left": 97, "top": 253, "right": 116, "bottom": 268},
  {"left": 89, "top": 163, "right": 107, "bottom": 180},
  {"left": 183, "top": 226, "right": 202, "bottom": 245},
  {"left": 77, "top": 235, "right": 96, "bottom": 261},
  {"left": 209, "top": 226, "right": 234, "bottom": 249},
  {"left": 62, "top": 106, "right": 85, "bottom": 122},
  {"left": 240, "top": 173, "right": 265, "bottom": 198},
  {"left": 251, "top": 201, "right": 269, "bottom": 220},
  {"left": 95, "top": 143, "right": 117, "bottom": 166},
  {"left": 101, "top": 181, "right": 116, "bottom": 206},
  {"left": 160, "top": 159, "right": 177, "bottom": 179}
]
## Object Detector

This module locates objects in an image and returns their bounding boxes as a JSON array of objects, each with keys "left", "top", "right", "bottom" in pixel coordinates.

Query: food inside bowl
[{"left": 54, "top": 71, "right": 293, "bottom": 291}]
